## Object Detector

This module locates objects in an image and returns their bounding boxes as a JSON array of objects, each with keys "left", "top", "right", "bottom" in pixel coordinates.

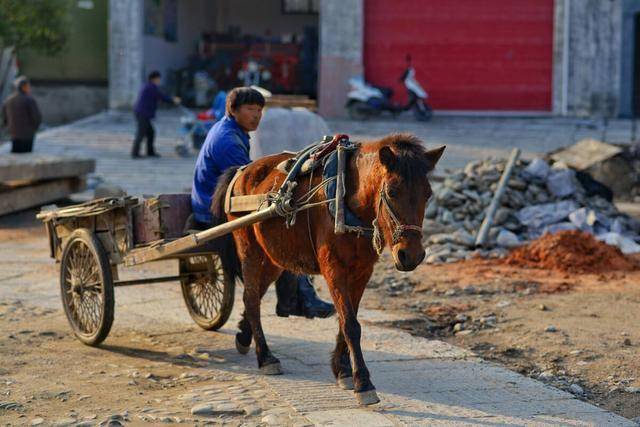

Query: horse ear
[
  {"left": 379, "top": 146, "right": 396, "bottom": 170},
  {"left": 424, "top": 146, "right": 445, "bottom": 171}
]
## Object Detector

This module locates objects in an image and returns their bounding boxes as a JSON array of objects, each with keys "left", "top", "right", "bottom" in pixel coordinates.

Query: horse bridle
[{"left": 372, "top": 183, "right": 423, "bottom": 255}]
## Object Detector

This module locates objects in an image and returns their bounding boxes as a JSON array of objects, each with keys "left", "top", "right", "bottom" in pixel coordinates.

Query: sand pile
[{"left": 503, "top": 230, "right": 639, "bottom": 274}]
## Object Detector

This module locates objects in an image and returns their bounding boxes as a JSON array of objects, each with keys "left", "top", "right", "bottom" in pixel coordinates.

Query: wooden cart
[
  {"left": 37, "top": 136, "right": 349, "bottom": 347},
  {"left": 37, "top": 194, "right": 277, "bottom": 346}
]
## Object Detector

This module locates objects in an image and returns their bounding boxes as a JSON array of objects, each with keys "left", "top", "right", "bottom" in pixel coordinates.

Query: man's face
[
  {"left": 151, "top": 77, "right": 161, "bottom": 85},
  {"left": 22, "top": 83, "right": 31, "bottom": 95},
  {"left": 232, "top": 104, "right": 263, "bottom": 132}
]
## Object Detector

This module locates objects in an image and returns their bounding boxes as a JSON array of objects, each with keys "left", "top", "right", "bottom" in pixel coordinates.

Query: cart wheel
[
  {"left": 60, "top": 229, "right": 114, "bottom": 346},
  {"left": 180, "top": 254, "right": 235, "bottom": 331}
]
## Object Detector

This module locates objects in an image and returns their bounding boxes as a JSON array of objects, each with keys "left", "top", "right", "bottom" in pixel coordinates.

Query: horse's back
[{"left": 234, "top": 152, "right": 292, "bottom": 197}]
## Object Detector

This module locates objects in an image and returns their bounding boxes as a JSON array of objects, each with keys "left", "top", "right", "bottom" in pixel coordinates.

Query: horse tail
[{"left": 210, "top": 167, "right": 243, "bottom": 283}]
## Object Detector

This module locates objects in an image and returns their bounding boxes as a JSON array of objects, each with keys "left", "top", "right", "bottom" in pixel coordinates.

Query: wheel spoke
[
  {"left": 78, "top": 245, "right": 91, "bottom": 282},
  {"left": 84, "top": 283, "right": 101, "bottom": 293}
]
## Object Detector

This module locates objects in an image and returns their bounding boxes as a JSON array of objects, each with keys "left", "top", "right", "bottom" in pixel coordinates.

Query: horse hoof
[
  {"left": 355, "top": 389, "right": 380, "bottom": 406},
  {"left": 235, "top": 337, "right": 250, "bottom": 355},
  {"left": 259, "top": 362, "right": 283, "bottom": 375},
  {"left": 337, "top": 376, "right": 354, "bottom": 390}
]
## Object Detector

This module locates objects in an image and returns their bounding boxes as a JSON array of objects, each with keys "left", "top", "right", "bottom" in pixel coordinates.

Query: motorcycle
[{"left": 346, "top": 55, "right": 432, "bottom": 121}]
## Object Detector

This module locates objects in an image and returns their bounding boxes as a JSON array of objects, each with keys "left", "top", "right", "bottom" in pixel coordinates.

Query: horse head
[{"left": 374, "top": 134, "right": 445, "bottom": 271}]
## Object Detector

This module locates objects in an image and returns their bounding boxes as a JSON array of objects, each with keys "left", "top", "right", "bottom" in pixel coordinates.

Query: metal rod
[
  {"left": 114, "top": 275, "right": 187, "bottom": 287},
  {"left": 123, "top": 204, "right": 279, "bottom": 266},
  {"left": 474, "top": 148, "right": 521, "bottom": 247}
]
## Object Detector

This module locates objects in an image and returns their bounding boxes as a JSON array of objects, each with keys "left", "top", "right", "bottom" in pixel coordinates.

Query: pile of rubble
[{"left": 424, "top": 157, "right": 640, "bottom": 264}]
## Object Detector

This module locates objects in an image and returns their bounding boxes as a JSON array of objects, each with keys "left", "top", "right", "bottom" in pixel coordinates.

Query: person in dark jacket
[
  {"left": 190, "top": 87, "right": 335, "bottom": 319},
  {"left": 2, "top": 76, "right": 42, "bottom": 153},
  {"left": 131, "top": 70, "right": 180, "bottom": 158}
]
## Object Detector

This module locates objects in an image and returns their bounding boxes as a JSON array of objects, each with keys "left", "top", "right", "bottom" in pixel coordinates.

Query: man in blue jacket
[
  {"left": 131, "top": 70, "right": 180, "bottom": 158},
  {"left": 191, "top": 87, "right": 334, "bottom": 319}
]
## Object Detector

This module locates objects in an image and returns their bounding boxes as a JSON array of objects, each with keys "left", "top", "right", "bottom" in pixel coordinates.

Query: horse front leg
[
  {"left": 324, "top": 267, "right": 379, "bottom": 405},
  {"left": 240, "top": 253, "right": 283, "bottom": 374},
  {"left": 332, "top": 275, "right": 369, "bottom": 390},
  {"left": 332, "top": 330, "right": 353, "bottom": 390}
]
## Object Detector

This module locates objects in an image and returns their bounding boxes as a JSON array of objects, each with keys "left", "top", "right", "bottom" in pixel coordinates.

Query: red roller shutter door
[{"left": 364, "top": 0, "right": 554, "bottom": 111}]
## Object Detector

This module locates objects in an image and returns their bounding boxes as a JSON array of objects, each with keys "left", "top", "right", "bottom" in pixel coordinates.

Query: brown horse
[{"left": 211, "top": 133, "right": 444, "bottom": 405}]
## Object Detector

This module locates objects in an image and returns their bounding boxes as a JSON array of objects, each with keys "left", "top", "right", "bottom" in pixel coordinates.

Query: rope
[
  {"left": 295, "top": 176, "right": 337, "bottom": 205},
  {"left": 306, "top": 168, "right": 319, "bottom": 261},
  {"left": 372, "top": 196, "right": 386, "bottom": 255}
]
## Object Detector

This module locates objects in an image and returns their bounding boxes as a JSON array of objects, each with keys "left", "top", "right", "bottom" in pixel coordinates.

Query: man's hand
[{"left": 173, "top": 96, "right": 182, "bottom": 105}]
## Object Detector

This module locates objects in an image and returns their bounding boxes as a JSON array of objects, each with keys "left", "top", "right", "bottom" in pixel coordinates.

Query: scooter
[{"left": 346, "top": 55, "right": 432, "bottom": 121}]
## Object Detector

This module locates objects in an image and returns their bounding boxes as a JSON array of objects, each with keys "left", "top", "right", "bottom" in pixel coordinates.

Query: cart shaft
[{"left": 123, "top": 205, "right": 278, "bottom": 266}]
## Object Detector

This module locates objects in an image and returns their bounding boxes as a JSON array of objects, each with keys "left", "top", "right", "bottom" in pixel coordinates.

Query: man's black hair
[
  {"left": 148, "top": 70, "right": 161, "bottom": 81},
  {"left": 14, "top": 76, "right": 29, "bottom": 93},
  {"left": 225, "top": 87, "right": 265, "bottom": 117}
]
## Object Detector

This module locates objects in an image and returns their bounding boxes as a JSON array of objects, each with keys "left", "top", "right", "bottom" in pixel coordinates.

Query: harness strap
[
  {"left": 379, "top": 188, "right": 423, "bottom": 243},
  {"left": 224, "top": 165, "right": 249, "bottom": 214},
  {"left": 372, "top": 185, "right": 423, "bottom": 255}
]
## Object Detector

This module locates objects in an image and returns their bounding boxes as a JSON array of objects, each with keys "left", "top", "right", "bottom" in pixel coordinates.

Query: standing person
[
  {"left": 1, "top": 76, "right": 42, "bottom": 153},
  {"left": 190, "top": 86, "right": 335, "bottom": 319},
  {"left": 131, "top": 70, "right": 180, "bottom": 158}
]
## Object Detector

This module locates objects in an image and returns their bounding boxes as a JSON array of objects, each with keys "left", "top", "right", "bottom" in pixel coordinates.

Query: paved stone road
[{"left": 1, "top": 111, "right": 637, "bottom": 425}]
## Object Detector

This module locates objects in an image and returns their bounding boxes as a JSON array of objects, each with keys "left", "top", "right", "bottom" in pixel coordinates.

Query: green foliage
[{"left": 0, "top": 0, "right": 72, "bottom": 55}]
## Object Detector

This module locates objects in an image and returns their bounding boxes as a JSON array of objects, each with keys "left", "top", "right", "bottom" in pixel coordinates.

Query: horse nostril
[{"left": 397, "top": 249, "right": 408, "bottom": 266}]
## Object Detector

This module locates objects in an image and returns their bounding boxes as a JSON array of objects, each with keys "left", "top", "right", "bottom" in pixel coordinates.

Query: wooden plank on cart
[
  {"left": 0, "top": 154, "right": 95, "bottom": 183},
  {"left": 0, "top": 177, "right": 86, "bottom": 216},
  {"left": 132, "top": 194, "right": 192, "bottom": 244}
]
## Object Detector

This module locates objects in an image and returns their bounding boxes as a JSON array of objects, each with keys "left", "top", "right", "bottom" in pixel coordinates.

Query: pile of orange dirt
[{"left": 502, "top": 230, "right": 639, "bottom": 274}]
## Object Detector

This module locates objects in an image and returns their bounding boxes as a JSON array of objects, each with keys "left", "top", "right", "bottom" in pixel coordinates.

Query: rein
[{"left": 372, "top": 184, "right": 423, "bottom": 255}]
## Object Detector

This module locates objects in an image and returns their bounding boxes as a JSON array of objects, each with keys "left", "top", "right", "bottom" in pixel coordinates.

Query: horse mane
[{"left": 363, "top": 133, "right": 431, "bottom": 182}]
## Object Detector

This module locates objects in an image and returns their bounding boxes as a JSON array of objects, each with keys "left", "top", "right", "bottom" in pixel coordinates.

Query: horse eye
[{"left": 387, "top": 186, "right": 399, "bottom": 198}]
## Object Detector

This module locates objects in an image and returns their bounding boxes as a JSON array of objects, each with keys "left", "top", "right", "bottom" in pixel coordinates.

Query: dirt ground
[
  {"left": 0, "top": 214, "right": 297, "bottom": 426},
  {"left": 2, "top": 211, "right": 640, "bottom": 423},
  {"left": 364, "top": 252, "right": 640, "bottom": 420},
  {"left": 0, "top": 299, "right": 299, "bottom": 426}
]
